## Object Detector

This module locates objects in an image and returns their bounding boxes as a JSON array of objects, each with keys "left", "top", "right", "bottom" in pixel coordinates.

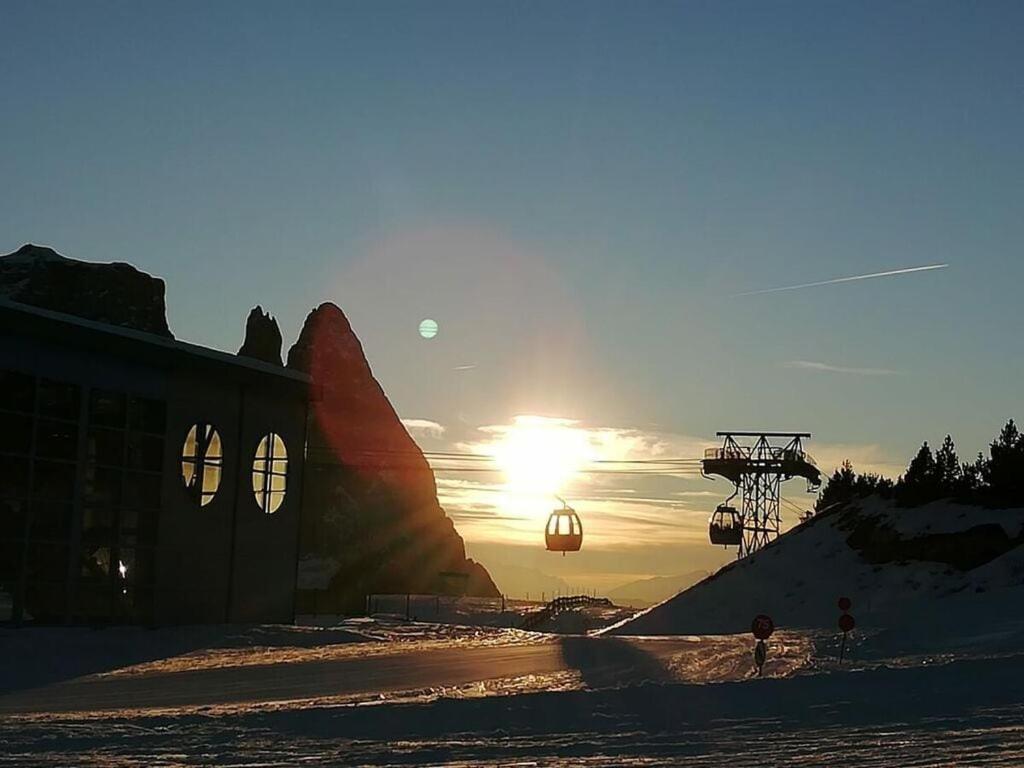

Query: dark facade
[{"left": 0, "top": 298, "right": 309, "bottom": 625}]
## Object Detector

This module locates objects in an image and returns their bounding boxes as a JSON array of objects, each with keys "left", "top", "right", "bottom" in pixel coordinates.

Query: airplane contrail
[{"left": 734, "top": 263, "right": 949, "bottom": 297}]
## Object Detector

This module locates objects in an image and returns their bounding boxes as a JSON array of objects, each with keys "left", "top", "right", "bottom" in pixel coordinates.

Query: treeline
[{"left": 816, "top": 419, "right": 1024, "bottom": 511}]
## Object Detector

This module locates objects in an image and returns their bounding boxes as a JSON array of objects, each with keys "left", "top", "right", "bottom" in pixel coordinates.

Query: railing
[
  {"left": 519, "top": 594, "right": 612, "bottom": 631},
  {"left": 704, "top": 446, "right": 815, "bottom": 465}
]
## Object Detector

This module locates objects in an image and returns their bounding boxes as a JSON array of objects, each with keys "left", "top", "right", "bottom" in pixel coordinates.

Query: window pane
[
  {"left": 89, "top": 427, "right": 124, "bottom": 466},
  {"left": 268, "top": 491, "right": 284, "bottom": 514},
  {"left": 181, "top": 459, "right": 196, "bottom": 488},
  {"left": 88, "top": 389, "right": 126, "bottom": 428},
  {"left": 182, "top": 425, "right": 198, "bottom": 460},
  {"left": 126, "top": 434, "right": 163, "bottom": 471},
  {"left": 31, "top": 501, "right": 74, "bottom": 538},
  {"left": 207, "top": 430, "right": 222, "bottom": 459},
  {"left": 124, "top": 472, "right": 161, "bottom": 511},
  {"left": 0, "top": 370, "right": 35, "bottom": 413},
  {"left": 0, "top": 498, "right": 29, "bottom": 538},
  {"left": 80, "top": 545, "right": 111, "bottom": 578},
  {"left": 128, "top": 397, "right": 166, "bottom": 434},
  {"left": 82, "top": 505, "right": 115, "bottom": 541},
  {"left": 270, "top": 474, "right": 286, "bottom": 493},
  {"left": 202, "top": 465, "right": 221, "bottom": 498},
  {"left": 38, "top": 380, "right": 80, "bottom": 421},
  {"left": 0, "top": 412, "right": 33, "bottom": 455},
  {"left": 35, "top": 419, "right": 79, "bottom": 460},
  {"left": 85, "top": 467, "right": 122, "bottom": 506},
  {"left": 0, "top": 457, "right": 31, "bottom": 499},
  {"left": 33, "top": 461, "right": 77, "bottom": 502}
]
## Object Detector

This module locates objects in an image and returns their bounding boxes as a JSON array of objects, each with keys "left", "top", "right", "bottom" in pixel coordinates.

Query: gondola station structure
[{"left": 703, "top": 431, "right": 822, "bottom": 558}]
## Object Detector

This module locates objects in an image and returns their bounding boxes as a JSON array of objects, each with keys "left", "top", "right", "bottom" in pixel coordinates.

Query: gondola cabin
[
  {"left": 545, "top": 502, "right": 583, "bottom": 554},
  {"left": 709, "top": 504, "right": 743, "bottom": 547}
]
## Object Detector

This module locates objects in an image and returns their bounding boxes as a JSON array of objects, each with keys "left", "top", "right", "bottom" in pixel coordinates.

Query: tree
[
  {"left": 815, "top": 460, "right": 857, "bottom": 511},
  {"left": 960, "top": 452, "right": 986, "bottom": 495},
  {"left": 815, "top": 460, "right": 894, "bottom": 511},
  {"left": 896, "top": 441, "right": 941, "bottom": 505},
  {"left": 983, "top": 419, "right": 1024, "bottom": 503},
  {"left": 935, "top": 435, "right": 962, "bottom": 494}
]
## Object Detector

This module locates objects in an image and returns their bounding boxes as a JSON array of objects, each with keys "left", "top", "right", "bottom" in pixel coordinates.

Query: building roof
[{"left": 0, "top": 296, "right": 311, "bottom": 391}]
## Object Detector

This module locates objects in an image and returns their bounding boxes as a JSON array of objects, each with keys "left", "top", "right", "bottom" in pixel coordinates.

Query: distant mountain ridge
[{"left": 606, "top": 570, "right": 710, "bottom": 608}]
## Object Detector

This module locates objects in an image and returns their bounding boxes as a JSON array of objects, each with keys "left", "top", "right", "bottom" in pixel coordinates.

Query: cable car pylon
[{"left": 702, "top": 432, "right": 822, "bottom": 558}]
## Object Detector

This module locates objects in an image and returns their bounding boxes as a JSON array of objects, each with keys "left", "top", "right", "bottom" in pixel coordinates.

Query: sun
[{"left": 489, "top": 416, "right": 595, "bottom": 501}]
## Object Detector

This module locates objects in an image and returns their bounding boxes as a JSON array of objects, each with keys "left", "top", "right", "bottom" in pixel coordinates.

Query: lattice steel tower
[{"left": 702, "top": 432, "right": 822, "bottom": 557}]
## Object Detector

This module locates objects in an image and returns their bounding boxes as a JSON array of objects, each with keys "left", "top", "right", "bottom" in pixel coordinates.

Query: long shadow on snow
[
  {"left": 0, "top": 624, "right": 369, "bottom": 694},
  {"left": 558, "top": 635, "right": 671, "bottom": 688}
]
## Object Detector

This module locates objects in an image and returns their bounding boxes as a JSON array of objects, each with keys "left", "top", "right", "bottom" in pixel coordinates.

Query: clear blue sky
[{"left": 3, "top": 1, "right": 1023, "bottom": 587}]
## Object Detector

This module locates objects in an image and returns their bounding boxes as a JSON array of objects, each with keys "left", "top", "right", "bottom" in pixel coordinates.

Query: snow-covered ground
[
  {"left": 3, "top": 499, "right": 1024, "bottom": 766},
  {"left": 607, "top": 497, "right": 1024, "bottom": 638},
  {"left": 1, "top": 623, "right": 1022, "bottom": 766}
]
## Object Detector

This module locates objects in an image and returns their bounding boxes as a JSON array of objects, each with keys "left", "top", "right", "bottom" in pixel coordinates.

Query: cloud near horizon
[{"left": 401, "top": 418, "right": 446, "bottom": 438}]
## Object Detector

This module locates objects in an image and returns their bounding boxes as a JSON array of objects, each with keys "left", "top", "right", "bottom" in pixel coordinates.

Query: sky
[{"left": 3, "top": 1, "right": 1023, "bottom": 594}]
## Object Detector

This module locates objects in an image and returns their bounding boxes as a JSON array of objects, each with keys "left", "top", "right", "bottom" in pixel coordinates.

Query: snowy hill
[{"left": 607, "top": 496, "right": 1024, "bottom": 638}]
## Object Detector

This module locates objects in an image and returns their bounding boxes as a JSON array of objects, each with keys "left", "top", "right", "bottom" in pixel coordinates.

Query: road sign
[
  {"left": 751, "top": 614, "right": 775, "bottom": 640},
  {"left": 838, "top": 596, "right": 852, "bottom": 612},
  {"left": 839, "top": 613, "right": 855, "bottom": 633}
]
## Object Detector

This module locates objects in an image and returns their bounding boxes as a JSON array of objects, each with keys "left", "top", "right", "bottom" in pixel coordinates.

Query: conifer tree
[
  {"left": 984, "top": 419, "right": 1024, "bottom": 503},
  {"left": 935, "top": 435, "right": 962, "bottom": 494},
  {"left": 897, "top": 441, "right": 940, "bottom": 504}
]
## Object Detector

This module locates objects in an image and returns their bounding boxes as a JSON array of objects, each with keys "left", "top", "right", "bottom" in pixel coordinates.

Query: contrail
[{"left": 734, "top": 263, "right": 948, "bottom": 297}]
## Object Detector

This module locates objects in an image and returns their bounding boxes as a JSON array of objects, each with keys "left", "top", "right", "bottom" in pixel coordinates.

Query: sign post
[
  {"left": 751, "top": 614, "right": 775, "bottom": 676},
  {"left": 837, "top": 597, "right": 855, "bottom": 664}
]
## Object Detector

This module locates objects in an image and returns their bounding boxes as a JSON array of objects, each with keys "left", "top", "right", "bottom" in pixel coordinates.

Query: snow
[
  {"left": 2, "top": 498, "right": 1024, "bottom": 765},
  {"left": 1, "top": 635, "right": 1022, "bottom": 765},
  {"left": 606, "top": 497, "right": 1024, "bottom": 638}
]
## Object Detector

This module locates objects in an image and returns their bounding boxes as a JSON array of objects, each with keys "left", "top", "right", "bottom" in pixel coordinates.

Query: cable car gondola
[
  {"left": 546, "top": 497, "right": 583, "bottom": 554},
  {"left": 709, "top": 489, "right": 743, "bottom": 547}
]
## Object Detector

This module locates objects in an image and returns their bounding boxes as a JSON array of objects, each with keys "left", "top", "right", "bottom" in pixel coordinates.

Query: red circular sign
[
  {"left": 838, "top": 597, "right": 852, "bottom": 612},
  {"left": 751, "top": 614, "right": 775, "bottom": 640},
  {"left": 838, "top": 613, "right": 855, "bottom": 633}
]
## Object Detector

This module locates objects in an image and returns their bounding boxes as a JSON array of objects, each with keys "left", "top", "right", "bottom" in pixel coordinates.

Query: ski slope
[{"left": 607, "top": 497, "right": 1024, "bottom": 639}]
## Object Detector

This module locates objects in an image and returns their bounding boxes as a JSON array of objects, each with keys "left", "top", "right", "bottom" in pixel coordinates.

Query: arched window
[
  {"left": 181, "top": 423, "right": 222, "bottom": 506},
  {"left": 252, "top": 432, "right": 287, "bottom": 514}
]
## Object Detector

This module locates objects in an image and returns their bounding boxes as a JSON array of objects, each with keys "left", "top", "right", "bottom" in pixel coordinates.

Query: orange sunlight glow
[{"left": 485, "top": 416, "right": 597, "bottom": 511}]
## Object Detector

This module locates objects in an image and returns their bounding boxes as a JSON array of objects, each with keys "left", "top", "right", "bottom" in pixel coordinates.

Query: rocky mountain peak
[{"left": 0, "top": 243, "right": 173, "bottom": 338}]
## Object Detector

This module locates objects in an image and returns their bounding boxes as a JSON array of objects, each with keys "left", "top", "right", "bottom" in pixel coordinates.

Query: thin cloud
[
  {"left": 400, "top": 418, "right": 446, "bottom": 438},
  {"left": 783, "top": 360, "right": 900, "bottom": 377},
  {"left": 453, "top": 364, "right": 477, "bottom": 371},
  {"left": 734, "top": 263, "right": 948, "bottom": 297}
]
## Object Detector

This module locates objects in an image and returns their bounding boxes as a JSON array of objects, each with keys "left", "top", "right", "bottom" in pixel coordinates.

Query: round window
[
  {"left": 253, "top": 432, "right": 287, "bottom": 514},
  {"left": 181, "top": 423, "right": 222, "bottom": 506}
]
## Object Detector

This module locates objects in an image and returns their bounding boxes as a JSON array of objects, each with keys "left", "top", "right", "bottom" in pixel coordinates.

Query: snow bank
[{"left": 606, "top": 497, "right": 1024, "bottom": 639}]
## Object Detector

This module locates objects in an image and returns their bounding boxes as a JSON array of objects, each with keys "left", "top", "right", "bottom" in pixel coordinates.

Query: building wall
[{"left": 0, "top": 316, "right": 307, "bottom": 625}]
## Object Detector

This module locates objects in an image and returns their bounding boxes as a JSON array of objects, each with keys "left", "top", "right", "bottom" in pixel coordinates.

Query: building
[{"left": 0, "top": 297, "right": 310, "bottom": 625}]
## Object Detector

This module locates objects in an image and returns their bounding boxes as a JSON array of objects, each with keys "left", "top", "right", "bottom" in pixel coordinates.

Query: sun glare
[{"left": 489, "top": 416, "right": 596, "bottom": 502}]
